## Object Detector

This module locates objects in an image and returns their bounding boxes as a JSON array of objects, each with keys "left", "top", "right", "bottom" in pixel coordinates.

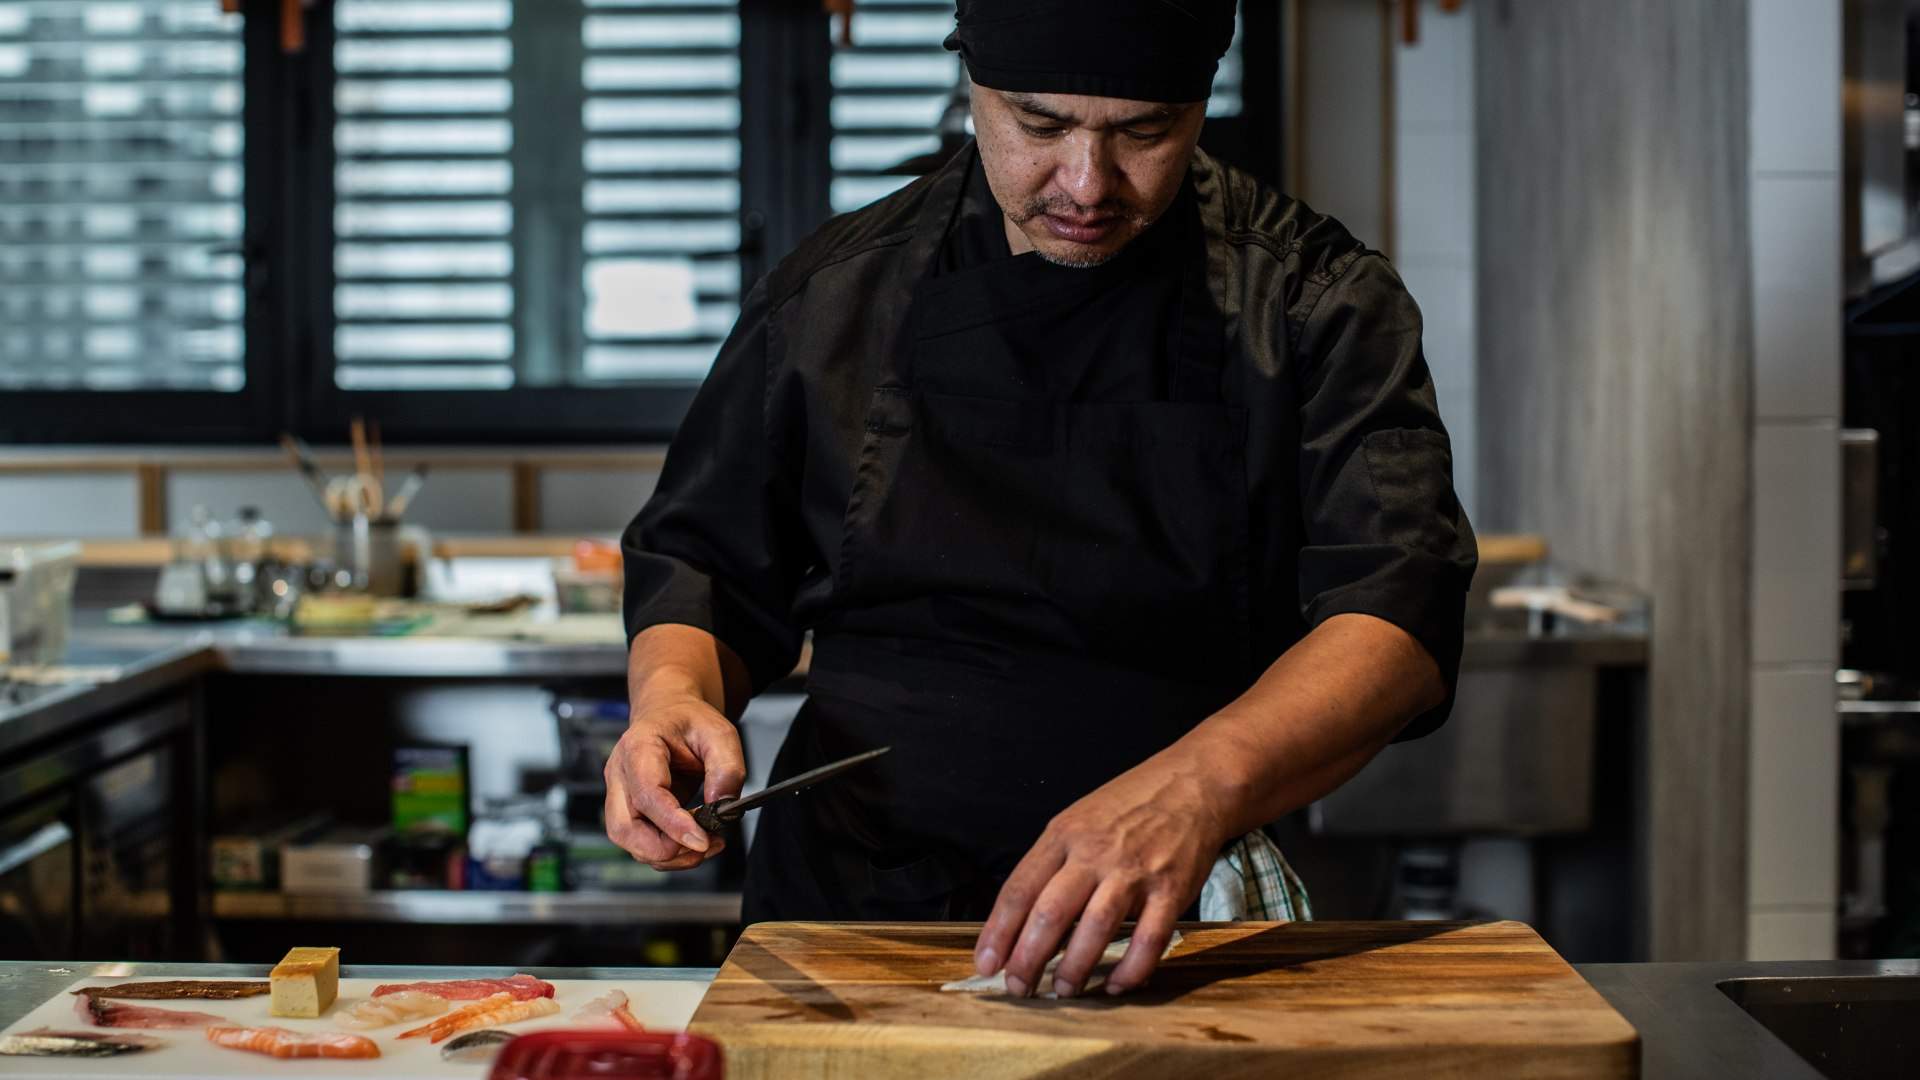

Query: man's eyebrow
[{"left": 1001, "top": 93, "right": 1182, "bottom": 130}]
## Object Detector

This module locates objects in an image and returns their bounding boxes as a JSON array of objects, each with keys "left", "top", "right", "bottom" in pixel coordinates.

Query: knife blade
[{"left": 689, "top": 745, "right": 891, "bottom": 835}]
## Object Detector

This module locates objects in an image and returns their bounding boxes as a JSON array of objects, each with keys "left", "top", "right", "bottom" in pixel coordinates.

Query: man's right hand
[{"left": 604, "top": 689, "right": 746, "bottom": 872}]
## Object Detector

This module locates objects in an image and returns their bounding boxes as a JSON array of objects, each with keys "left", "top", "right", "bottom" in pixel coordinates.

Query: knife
[{"left": 688, "top": 746, "right": 891, "bottom": 835}]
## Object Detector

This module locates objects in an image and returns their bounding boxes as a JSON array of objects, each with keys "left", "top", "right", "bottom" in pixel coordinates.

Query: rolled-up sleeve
[
  {"left": 1292, "top": 253, "right": 1477, "bottom": 740},
  {"left": 622, "top": 277, "right": 805, "bottom": 694}
]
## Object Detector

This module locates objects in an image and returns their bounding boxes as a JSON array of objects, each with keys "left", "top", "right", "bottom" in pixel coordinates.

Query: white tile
[
  {"left": 1397, "top": 257, "right": 1475, "bottom": 389},
  {"left": 1751, "top": 175, "right": 1841, "bottom": 419},
  {"left": 399, "top": 467, "right": 514, "bottom": 533},
  {"left": 173, "top": 464, "right": 513, "bottom": 539},
  {"left": 169, "top": 469, "right": 339, "bottom": 537},
  {"left": 0, "top": 473, "right": 139, "bottom": 538},
  {"left": 1752, "top": 422, "right": 1841, "bottom": 665},
  {"left": 1750, "top": 0, "right": 1841, "bottom": 174},
  {"left": 1395, "top": 0, "right": 1472, "bottom": 136},
  {"left": 539, "top": 467, "right": 658, "bottom": 536},
  {"left": 1748, "top": 668, "right": 1838, "bottom": 907},
  {"left": 1395, "top": 134, "right": 1473, "bottom": 259},
  {"left": 1746, "top": 908, "right": 1836, "bottom": 961}
]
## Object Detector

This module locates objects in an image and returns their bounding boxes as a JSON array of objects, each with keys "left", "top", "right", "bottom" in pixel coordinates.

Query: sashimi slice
[
  {"left": 399, "top": 992, "right": 560, "bottom": 1043},
  {"left": 338, "top": 989, "right": 450, "bottom": 1029},
  {"left": 205, "top": 1025, "right": 380, "bottom": 1059},
  {"left": 73, "top": 994, "right": 221, "bottom": 1029},
  {"left": 370, "top": 972, "right": 554, "bottom": 1000},
  {"left": 569, "top": 989, "right": 646, "bottom": 1032}
]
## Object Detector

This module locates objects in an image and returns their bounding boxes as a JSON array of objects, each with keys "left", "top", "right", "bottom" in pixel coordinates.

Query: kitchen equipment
[
  {"left": 336, "top": 514, "right": 405, "bottom": 596},
  {"left": 690, "top": 920, "right": 1639, "bottom": 1078},
  {"left": 208, "top": 813, "right": 329, "bottom": 891},
  {"left": 0, "top": 976, "right": 709, "bottom": 1079},
  {"left": 280, "top": 828, "right": 384, "bottom": 895},
  {"left": 688, "top": 746, "right": 889, "bottom": 835},
  {"left": 0, "top": 542, "right": 79, "bottom": 665}
]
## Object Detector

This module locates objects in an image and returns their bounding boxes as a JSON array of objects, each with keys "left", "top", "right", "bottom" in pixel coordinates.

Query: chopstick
[
  {"left": 349, "top": 417, "right": 383, "bottom": 519},
  {"left": 369, "top": 421, "right": 386, "bottom": 518}
]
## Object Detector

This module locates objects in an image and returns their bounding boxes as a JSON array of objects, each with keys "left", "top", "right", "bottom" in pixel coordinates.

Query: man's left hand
[{"left": 972, "top": 753, "right": 1234, "bottom": 998}]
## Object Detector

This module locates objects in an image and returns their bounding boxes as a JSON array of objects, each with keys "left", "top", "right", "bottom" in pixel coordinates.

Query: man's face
[{"left": 971, "top": 83, "right": 1206, "bottom": 267}]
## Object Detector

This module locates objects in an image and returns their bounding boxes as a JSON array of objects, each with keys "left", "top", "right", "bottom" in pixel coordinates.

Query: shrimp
[
  {"left": 569, "top": 988, "right": 646, "bottom": 1033},
  {"left": 398, "top": 991, "right": 560, "bottom": 1043},
  {"left": 205, "top": 1025, "right": 380, "bottom": 1059}
]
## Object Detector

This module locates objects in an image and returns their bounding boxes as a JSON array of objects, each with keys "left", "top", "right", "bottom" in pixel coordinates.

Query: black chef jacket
[{"left": 621, "top": 142, "right": 1476, "bottom": 917}]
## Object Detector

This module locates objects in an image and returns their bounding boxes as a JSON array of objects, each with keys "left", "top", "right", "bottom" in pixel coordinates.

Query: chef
[{"left": 608, "top": 0, "right": 1476, "bottom": 998}]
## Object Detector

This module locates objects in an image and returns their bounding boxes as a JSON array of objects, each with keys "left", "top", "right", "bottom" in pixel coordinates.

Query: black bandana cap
[{"left": 943, "top": 0, "right": 1238, "bottom": 104}]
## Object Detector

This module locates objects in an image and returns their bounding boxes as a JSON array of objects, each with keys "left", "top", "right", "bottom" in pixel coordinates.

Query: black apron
[{"left": 743, "top": 155, "right": 1255, "bottom": 923}]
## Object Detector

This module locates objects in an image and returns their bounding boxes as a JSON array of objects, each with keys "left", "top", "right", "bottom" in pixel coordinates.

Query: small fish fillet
[
  {"left": 0, "top": 1028, "right": 165, "bottom": 1057},
  {"left": 569, "top": 988, "right": 646, "bottom": 1032},
  {"left": 372, "top": 972, "right": 553, "bottom": 1000},
  {"left": 74, "top": 993, "right": 222, "bottom": 1029},
  {"left": 338, "top": 990, "right": 450, "bottom": 1029},
  {"left": 399, "top": 992, "right": 561, "bottom": 1043},
  {"left": 439, "top": 1028, "right": 516, "bottom": 1064},
  {"left": 205, "top": 1025, "right": 380, "bottom": 1060},
  {"left": 78, "top": 980, "right": 269, "bottom": 1000},
  {"left": 941, "top": 932, "right": 1183, "bottom": 997}
]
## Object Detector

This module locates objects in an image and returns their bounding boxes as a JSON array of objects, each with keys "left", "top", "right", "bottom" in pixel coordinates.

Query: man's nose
[{"left": 1056, "top": 133, "right": 1117, "bottom": 209}]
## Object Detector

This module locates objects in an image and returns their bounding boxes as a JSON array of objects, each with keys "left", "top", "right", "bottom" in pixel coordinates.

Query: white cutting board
[{"left": 0, "top": 976, "right": 710, "bottom": 1078}]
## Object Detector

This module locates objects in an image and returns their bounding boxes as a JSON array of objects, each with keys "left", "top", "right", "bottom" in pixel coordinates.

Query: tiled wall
[
  {"left": 0, "top": 456, "right": 662, "bottom": 541},
  {"left": 1744, "top": 0, "right": 1842, "bottom": 962},
  {"left": 1394, "top": 2, "right": 1478, "bottom": 522}
]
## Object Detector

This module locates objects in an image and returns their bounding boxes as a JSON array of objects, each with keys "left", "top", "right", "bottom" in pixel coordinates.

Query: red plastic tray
[{"left": 487, "top": 1030, "right": 724, "bottom": 1080}]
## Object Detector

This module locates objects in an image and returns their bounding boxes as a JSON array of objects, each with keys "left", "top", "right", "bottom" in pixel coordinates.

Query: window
[
  {"left": 0, "top": 0, "right": 245, "bottom": 391},
  {"left": 2, "top": 1, "right": 1278, "bottom": 443},
  {"left": 329, "top": 0, "right": 742, "bottom": 396}
]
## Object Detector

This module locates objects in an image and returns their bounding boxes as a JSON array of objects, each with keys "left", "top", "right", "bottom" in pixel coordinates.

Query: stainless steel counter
[
  {"left": 0, "top": 961, "right": 718, "bottom": 1031},
  {"left": 0, "top": 615, "right": 629, "bottom": 759},
  {"left": 2, "top": 608, "right": 1650, "bottom": 762},
  {"left": 1579, "top": 958, "right": 1920, "bottom": 1079}
]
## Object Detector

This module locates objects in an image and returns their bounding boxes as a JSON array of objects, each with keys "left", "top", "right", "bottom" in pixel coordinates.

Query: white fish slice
[
  {"left": 337, "top": 990, "right": 450, "bottom": 1029},
  {"left": 941, "top": 931, "right": 1182, "bottom": 997}
]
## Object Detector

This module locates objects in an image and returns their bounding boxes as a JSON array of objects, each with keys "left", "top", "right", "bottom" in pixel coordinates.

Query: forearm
[
  {"left": 627, "top": 623, "right": 754, "bottom": 720},
  {"left": 1166, "top": 613, "right": 1446, "bottom": 838}
]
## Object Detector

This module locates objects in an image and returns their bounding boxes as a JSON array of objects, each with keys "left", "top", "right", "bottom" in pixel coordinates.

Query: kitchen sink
[{"left": 1717, "top": 976, "right": 1919, "bottom": 1080}]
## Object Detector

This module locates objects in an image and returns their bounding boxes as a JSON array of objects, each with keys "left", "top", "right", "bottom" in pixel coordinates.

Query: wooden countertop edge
[
  {"left": 3, "top": 535, "right": 607, "bottom": 566},
  {"left": 21, "top": 534, "right": 1548, "bottom": 569}
]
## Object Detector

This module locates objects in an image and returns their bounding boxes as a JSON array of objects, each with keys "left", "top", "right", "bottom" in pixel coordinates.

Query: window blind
[
  {"left": 333, "top": 0, "right": 743, "bottom": 391},
  {"left": 579, "top": 0, "right": 741, "bottom": 384},
  {"left": 0, "top": 0, "right": 245, "bottom": 390}
]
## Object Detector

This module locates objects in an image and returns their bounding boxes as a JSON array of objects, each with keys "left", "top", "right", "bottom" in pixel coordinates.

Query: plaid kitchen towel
[{"left": 1198, "top": 829, "right": 1313, "bottom": 922}]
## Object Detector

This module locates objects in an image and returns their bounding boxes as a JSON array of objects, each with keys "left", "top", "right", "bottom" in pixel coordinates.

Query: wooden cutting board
[
  {"left": 0, "top": 976, "right": 709, "bottom": 1078},
  {"left": 691, "top": 920, "right": 1639, "bottom": 1079}
]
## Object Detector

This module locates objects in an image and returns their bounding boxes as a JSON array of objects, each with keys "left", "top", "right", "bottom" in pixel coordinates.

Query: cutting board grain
[
  {"left": 691, "top": 920, "right": 1639, "bottom": 1079},
  {"left": 0, "top": 976, "right": 708, "bottom": 1078}
]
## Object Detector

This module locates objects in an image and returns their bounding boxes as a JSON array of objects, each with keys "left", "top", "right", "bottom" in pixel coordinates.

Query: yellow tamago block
[{"left": 269, "top": 946, "right": 340, "bottom": 1018}]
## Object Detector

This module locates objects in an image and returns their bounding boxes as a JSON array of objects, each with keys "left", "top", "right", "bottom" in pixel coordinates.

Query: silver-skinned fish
[
  {"left": 0, "top": 1028, "right": 166, "bottom": 1056},
  {"left": 439, "top": 1028, "right": 515, "bottom": 1064}
]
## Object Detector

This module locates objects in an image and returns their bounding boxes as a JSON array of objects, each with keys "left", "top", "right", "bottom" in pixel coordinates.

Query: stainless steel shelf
[{"left": 211, "top": 890, "right": 741, "bottom": 925}]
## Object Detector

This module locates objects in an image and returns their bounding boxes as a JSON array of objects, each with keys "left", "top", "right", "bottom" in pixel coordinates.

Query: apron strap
[{"left": 877, "top": 144, "right": 977, "bottom": 391}]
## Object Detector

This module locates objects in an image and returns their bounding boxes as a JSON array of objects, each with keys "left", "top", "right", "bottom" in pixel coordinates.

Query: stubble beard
[{"left": 1010, "top": 196, "right": 1154, "bottom": 269}]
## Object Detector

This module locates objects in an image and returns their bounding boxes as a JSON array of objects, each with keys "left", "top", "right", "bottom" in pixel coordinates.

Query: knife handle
[{"left": 691, "top": 797, "right": 737, "bottom": 836}]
